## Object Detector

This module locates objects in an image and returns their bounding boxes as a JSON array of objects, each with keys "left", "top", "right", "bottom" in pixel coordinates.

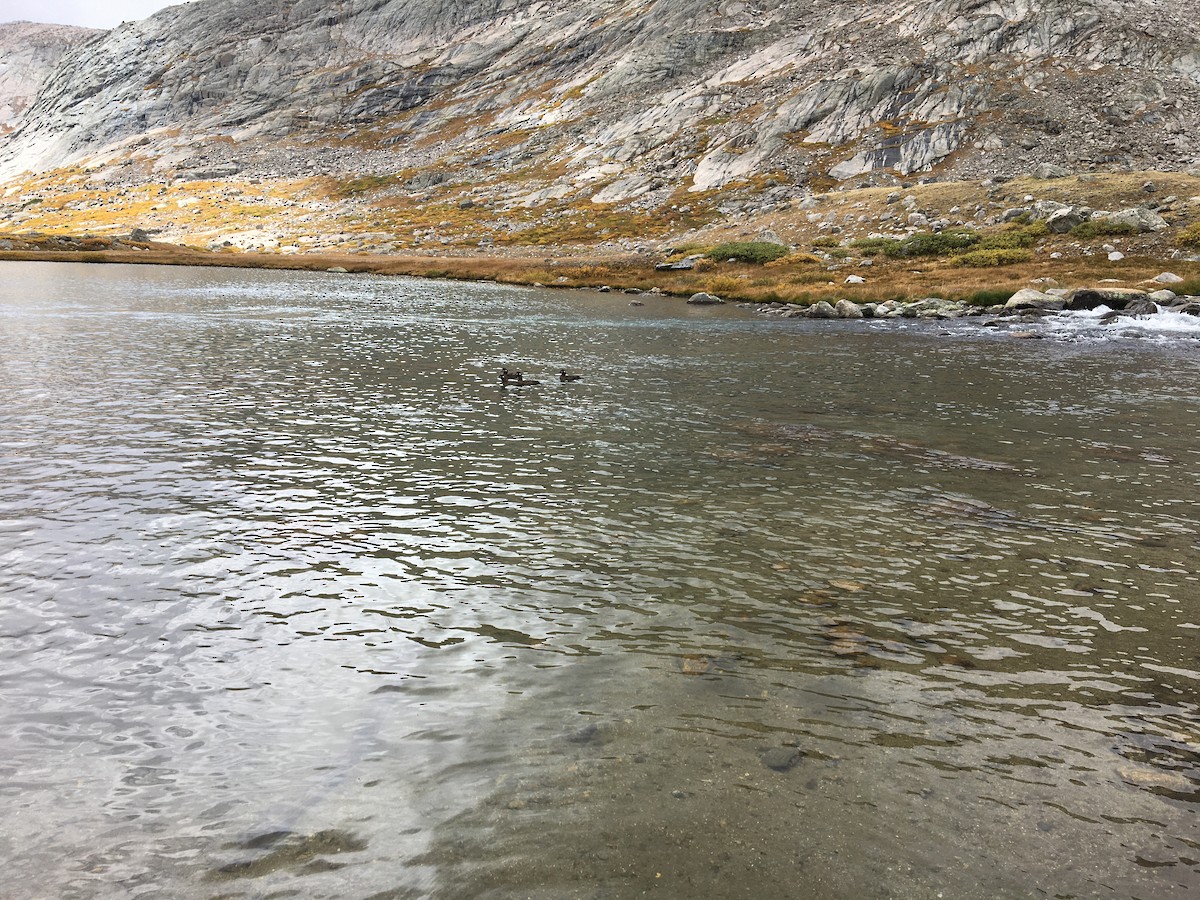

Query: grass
[
  {"left": 4, "top": 164, "right": 1200, "bottom": 306},
  {"left": 334, "top": 173, "right": 402, "bottom": 196},
  {"left": 2, "top": 231, "right": 1197, "bottom": 309},
  {"left": 960, "top": 288, "right": 1016, "bottom": 306}
]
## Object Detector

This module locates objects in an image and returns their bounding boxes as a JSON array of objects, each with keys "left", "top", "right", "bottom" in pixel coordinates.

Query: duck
[
  {"left": 559, "top": 370, "right": 583, "bottom": 382},
  {"left": 512, "top": 371, "right": 540, "bottom": 386}
]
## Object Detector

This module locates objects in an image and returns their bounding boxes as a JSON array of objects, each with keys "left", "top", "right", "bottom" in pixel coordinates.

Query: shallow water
[{"left": 1, "top": 261, "right": 1198, "bottom": 899}]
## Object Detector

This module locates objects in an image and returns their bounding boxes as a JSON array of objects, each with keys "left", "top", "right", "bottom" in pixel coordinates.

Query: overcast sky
[{"left": 2, "top": 0, "right": 196, "bottom": 29}]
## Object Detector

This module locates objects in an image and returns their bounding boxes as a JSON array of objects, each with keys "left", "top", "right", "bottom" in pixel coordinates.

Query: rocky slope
[
  {"left": 2, "top": 0, "right": 1199, "bottom": 251},
  {"left": 0, "top": 22, "right": 100, "bottom": 134}
]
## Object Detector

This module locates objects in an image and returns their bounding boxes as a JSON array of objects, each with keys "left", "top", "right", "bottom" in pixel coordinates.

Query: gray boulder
[
  {"left": 1004, "top": 289, "right": 1064, "bottom": 311},
  {"left": 834, "top": 299, "right": 863, "bottom": 318},
  {"left": 1091, "top": 207, "right": 1168, "bottom": 232},
  {"left": 1033, "top": 163, "right": 1071, "bottom": 179},
  {"left": 1063, "top": 288, "right": 1151, "bottom": 311},
  {"left": 807, "top": 300, "right": 837, "bottom": 319},
  {"left": 687, "top": 292, "right": 724, "bottom": 305},
  {"left": 1045, "top": 207, "right": 1086, "bottom": 233}
]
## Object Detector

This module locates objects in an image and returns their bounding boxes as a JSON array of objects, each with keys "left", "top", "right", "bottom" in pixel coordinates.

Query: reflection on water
[{"left": 1, "top": 261, "right": 1198, "bottom": 898}]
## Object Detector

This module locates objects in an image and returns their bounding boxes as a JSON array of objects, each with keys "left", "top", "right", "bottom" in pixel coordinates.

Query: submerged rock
[{"left": 760, "top": 747, "right": 802, "bottom": 772}]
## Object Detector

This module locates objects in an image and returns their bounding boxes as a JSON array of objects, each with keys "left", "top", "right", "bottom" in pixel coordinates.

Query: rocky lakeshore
[{"left": 744, "top": 283, "right": 1200, "bottom": 326}]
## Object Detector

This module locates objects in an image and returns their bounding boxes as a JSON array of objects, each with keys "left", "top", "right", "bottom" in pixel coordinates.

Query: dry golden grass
[
  {"left": 3, "top": 168, "right": 1199, "bottom": 302},
  {"left": 4, "top": 230, "right": 1196, "bottom": 307}
]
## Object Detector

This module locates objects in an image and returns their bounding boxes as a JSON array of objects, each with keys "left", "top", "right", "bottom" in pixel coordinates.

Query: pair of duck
[{"left": 500, "top": 368, "right": 581, "bottom": 385}]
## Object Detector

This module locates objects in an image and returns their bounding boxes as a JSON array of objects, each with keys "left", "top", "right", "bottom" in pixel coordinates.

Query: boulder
[
  {"left": 687, "top": 292, "right": 724, "bottom": 305},
  {"left": 834, "top": 299, "right": 863, "bottom": 318},
  {"left": 1033, "top": 163, "right": 1071, "bottom": 179},
  {"left": 1063, "top": 288, "right": 1151, "bottom": 311},
  {"left": 1111, "top": 297, "right": 1160, "bottom": 317},
  {"left": 1032, "top": 200, "right": 1074, "bottom": 220},
  {"left": 1152, "top": 272, "right": 1184, "bottom": 284},
  {"left": 806, "top": 300, "right": 837, "bottom": 318},
  {"left": 1045, "top": 207, "right": 1086, "bottom": 233},
  {"left": 1148, "top": 290, "right": 1177, "bottom": 303},
  {"left": 1091, "top": 207, "right": 1168, "bottom": 232},
  {"left": 1004, "top": 289, "right": 1064, "bottom": 311}
]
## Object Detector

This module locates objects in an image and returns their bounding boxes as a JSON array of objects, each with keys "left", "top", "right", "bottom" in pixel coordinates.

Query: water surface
[{"left": 1, "top": 262, "right": 1198, "bottom": 898}]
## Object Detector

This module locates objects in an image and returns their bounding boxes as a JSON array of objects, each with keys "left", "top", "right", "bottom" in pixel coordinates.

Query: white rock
[{"left": 1153, "top": 272, "right": 1184, "bottom": 284}]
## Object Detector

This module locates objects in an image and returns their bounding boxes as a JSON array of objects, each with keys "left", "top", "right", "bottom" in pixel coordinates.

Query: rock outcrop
[
  {"left": 0, "top": 22, "right": 100, "bottom": 134},
  {"left": 3, "top": 0, "right": 1200, "bottom": 235}
]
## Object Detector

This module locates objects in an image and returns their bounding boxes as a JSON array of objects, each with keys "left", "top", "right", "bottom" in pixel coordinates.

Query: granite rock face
[
  {"left": 3, "top": 0, "right": 1200, "bottom": 203},
  {"left": 0, "top": 22, "right": 100, "bottom": 133}
]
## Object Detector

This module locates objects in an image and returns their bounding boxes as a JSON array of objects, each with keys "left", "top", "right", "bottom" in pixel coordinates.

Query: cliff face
[
  {"left": 2, "top": 0, "right": 1199, "bottom": 241},
  {"left": 0, "top": 22, "right": 101, "bottom": 134}
]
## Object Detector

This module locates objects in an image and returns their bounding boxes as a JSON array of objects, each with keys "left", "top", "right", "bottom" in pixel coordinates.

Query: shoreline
[{"left": 2, "top": 235, "right": 1199, "bottom": 326}]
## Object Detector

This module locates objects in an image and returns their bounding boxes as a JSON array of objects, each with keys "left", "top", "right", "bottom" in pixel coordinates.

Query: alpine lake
[{"left": 1, "top": 261, "right": 1198, "bottom": 899}]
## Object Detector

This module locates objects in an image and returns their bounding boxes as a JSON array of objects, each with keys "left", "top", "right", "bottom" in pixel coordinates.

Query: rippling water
[{"left": 1, "top": 261, "right": 1198, "bottom": 899}]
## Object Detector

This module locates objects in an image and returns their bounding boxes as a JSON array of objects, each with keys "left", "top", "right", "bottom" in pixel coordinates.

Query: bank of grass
[{"left": 2, "top": 228, "right": 1198, "bottom": 308}]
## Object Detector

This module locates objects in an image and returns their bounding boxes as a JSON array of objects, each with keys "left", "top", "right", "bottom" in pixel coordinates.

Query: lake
[{"left": 1, "top": 261, "right": 1198, "bottom": 898}]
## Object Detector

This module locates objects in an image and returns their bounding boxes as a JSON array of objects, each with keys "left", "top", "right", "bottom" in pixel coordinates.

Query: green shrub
[
  {"left": 852, "top": 229, "right": 982, "bottom": 259},
  {"left": 850, "top": 236, "right": 898, "bottom": 256},
  {"left": 978, "top": 222, "right": 1048, "bottom": 250},
  {"left": 706, "top": 241, "right": 790, "bottom": 264},
  {"left": 950, "top": 249, "right": 1033, "bottom": 267},
  {"left": 886, "top": 229, "right": 981, "bottom": 258},
  {"left": 1170, "top": 277, "right": 1200, "bottom": 296},
  {"left": 1175, "top": 223, "right": 1200, "bottom": 250},
  {"left": 1070, "top": 220, "right": 1139, "bottom": 239},
  {"left": 962, "top": 288, "right": 1016, "bottom": 306},
  {"left": 811, "top": 235, "right": 843, "bottom": 249}
]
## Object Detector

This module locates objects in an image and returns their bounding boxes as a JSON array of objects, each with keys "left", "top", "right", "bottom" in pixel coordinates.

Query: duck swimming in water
[{"left": 559, "top": 370, "right": 582, "bottom": 382}]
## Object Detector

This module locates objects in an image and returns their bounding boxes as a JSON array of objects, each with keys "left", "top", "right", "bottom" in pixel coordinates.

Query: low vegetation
[
  {"left": 1070, "top": 220, "right": 1140, "bottom": 239},
  {"left": 851, "top": 223, "right": 1048, "bottom": 262},
  {"left": 705, "top": 241, "right": 791, "bottom": 264},
  {"left": 1175, "top": 222, "right": 1200, "bottom": 250},
  {"left": 951, "top": 248, "right": 1034, "bottom": 267}
]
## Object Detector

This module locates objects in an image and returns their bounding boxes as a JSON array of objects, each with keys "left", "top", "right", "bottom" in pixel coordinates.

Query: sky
[{"left": 1, "top": 0, "right": 195, "bottom": 29}]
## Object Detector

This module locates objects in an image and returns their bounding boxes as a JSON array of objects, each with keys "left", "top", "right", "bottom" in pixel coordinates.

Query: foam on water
[{"left": 1048, "top": 304, "right": 1200, "bottom": 339}]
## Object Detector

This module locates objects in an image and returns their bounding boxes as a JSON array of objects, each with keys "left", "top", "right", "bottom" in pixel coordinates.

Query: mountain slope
[
  {"left": 0, "top": 22, "right": 101, "bottom": 134},
  {"left": 2, "top": 0, "right": 1199, "bottom": 252}
]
